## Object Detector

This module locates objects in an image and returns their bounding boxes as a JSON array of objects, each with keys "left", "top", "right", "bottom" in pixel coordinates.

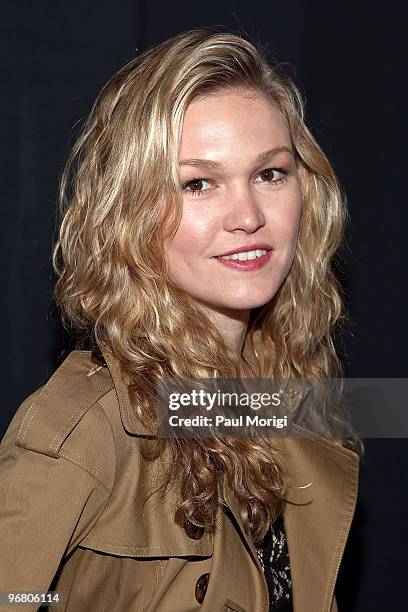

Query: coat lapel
[
  {"left": 281, "top": 435, "right": 359, "bottom": 611},
  {"left": 222, "top": 434, "right": 359, "bottom": 612},
  {"left": 221, "top": 473, "right": 269, "bottom": 582}
]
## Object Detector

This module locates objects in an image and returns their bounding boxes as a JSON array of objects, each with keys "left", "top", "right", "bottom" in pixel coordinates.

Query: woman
[{"left": 0, "top": 28, "right": 362, "bottom": 612}]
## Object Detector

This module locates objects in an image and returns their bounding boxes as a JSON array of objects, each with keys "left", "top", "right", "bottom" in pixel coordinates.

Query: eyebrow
[{"left": 179, "top": 146, "right": 294, "bottom": 171}]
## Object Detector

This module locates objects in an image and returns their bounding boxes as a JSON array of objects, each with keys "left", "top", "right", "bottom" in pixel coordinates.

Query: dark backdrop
[{"left": 1, "top": 1, "right": 407, "bottom": 610}]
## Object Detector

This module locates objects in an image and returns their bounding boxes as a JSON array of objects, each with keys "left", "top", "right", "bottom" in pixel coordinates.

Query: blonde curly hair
[{"left": 52, "top": 27, "right": 360, "bottom": 544}]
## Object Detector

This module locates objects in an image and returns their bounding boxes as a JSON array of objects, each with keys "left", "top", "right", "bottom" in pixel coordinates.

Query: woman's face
[{"left": 165, "top": 87, "right": 303, "bottom": 314}]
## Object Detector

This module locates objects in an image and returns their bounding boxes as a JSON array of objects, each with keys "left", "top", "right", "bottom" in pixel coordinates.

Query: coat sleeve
[{"left": 0, "top": 442, "right": 112, "bottom": 610}]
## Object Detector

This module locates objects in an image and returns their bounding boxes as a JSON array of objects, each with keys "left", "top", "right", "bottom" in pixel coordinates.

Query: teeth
[{"left": 219, "top": 249, "right": 268, "bottom": 261}]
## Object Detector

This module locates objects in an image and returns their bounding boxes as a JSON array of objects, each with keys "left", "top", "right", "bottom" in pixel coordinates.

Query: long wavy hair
[{"left": 52, "top": 28, "right": 362, "bottom": 544}]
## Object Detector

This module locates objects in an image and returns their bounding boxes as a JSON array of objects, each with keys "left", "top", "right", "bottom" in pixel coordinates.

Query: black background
[{"left": 1, "top": 1, "right": 407, "bottom": 609}]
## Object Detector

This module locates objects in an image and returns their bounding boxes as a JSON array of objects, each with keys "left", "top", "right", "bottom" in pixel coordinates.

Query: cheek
[
  {"left": 166, "top": 207, "right": 215, "bottom": 258},
  {"left": 274, "top": 188, "right": 303, "bottom": 246}
]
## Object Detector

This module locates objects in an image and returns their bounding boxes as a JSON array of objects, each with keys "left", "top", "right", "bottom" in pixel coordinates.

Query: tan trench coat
[{"left": 0, "top": 348, "right": 360, "bottom": 612}]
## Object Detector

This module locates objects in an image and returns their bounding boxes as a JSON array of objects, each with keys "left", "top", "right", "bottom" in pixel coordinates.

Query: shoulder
[{"left": 1, "top": 350, "right": 116, "bottom": 491}]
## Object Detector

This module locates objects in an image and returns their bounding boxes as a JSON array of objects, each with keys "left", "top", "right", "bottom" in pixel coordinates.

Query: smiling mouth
[
  {"left": 214, "top": 249, "right": 273, "bottom": 271},
  {"left": 216, "top": 248, "right": 269, "bottom": 261}
]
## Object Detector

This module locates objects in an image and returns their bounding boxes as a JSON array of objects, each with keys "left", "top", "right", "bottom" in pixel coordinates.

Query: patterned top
[{"left": 256, "top": 513, "right": 293, "bottom": 611}]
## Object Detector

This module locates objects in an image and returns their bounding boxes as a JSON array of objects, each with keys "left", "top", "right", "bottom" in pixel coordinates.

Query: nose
[{"left": 222, "top": 183, "right": 265, "bottom": 233}]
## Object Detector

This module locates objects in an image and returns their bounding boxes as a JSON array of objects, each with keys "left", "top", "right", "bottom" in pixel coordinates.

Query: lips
[
  {"left": 215, "top": 249, "right": 273, "bottom": 271},
  {"left": 215, "top": 243, "right": 273, "bottom": 257}
]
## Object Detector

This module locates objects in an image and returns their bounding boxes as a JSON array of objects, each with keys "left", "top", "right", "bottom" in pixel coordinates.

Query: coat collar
[
  {"left": 99, "top": 343, "right": 309, "bottom": 438},
  {"left": 100, "top": 343, "right": 159, "bottom": 436}
]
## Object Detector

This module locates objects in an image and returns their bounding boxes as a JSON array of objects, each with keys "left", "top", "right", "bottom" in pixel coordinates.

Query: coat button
[
  {"left": 195, "top": 573, "right": 210, "bottom": 604},
  {"left": 184, "top": 520, "right": 205, "bottom": 540}
]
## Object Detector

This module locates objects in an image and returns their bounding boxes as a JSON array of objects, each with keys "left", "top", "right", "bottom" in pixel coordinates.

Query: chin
[
  {"left": 215, "top": 294, "right": 275, "bottom": 311},
  {"left": 234, "top": 290, "right": 277, "bottom": 309}
]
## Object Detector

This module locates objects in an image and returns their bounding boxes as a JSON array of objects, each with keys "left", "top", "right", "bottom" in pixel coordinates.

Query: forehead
[{"left": 179, "top": 87, "right": 291, "bottom": 162}]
